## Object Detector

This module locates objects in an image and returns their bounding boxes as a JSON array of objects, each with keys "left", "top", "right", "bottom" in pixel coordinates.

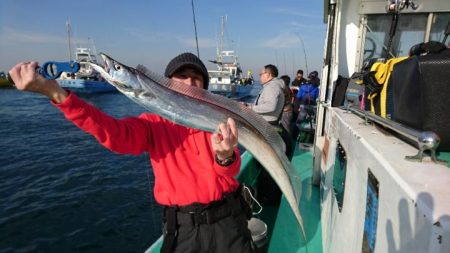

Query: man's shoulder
[
  {"left": 269, "top": 78, "right": 285, "bottom": 88},
  {"left": 265, "top": 80, "right": 283, "bottom": 92}
]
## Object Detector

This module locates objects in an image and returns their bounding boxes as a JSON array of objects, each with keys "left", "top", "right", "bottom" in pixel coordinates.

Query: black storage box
[{"left": 391, "top": 49, "right": 450, "bottom": 151}]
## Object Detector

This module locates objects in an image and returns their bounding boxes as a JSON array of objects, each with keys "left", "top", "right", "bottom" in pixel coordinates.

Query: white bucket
[{"left": 247, "top": 217, "right": 268, "bottom": 248}]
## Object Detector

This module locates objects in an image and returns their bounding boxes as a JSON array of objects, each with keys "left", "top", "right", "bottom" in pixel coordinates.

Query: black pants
[
  {"left": 268, "top": 121, "right": 293, "bottom": 160},
  {"left": 161, "top": 191, "right": 255, "bottom": 253},
  {"left": 164, "top": 212, "right": 254, "bottom": 253},
  {"left": 256, "top": 121, "right": 292, "bottom": 206},
  {"left": 280, "top": 124, "right": 294, "bottom": 160}
]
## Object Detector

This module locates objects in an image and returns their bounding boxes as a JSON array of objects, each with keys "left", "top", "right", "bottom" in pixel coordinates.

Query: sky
[{"left": 0, "top": 0, "right": 326, "bottom": 79}]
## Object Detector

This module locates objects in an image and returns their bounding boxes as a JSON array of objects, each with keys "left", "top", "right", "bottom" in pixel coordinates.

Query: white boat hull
[{"left": 317, "top": 108, "right": 450, "bottom": 253}]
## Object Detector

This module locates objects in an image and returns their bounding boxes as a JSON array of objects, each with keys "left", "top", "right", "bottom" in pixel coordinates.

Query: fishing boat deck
[{"left": 266, "top": 146, "right": 323, "bottom": 252}]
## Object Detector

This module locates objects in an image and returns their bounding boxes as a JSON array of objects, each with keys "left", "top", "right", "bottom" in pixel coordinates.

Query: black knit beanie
[{"left": 164, "top": 52, "right": 209, "bottom": 90}]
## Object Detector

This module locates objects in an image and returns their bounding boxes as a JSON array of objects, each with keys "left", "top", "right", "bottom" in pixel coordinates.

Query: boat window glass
[
  {"left": 364, "top": 14, "right": 427, "bottom": 61},
  {"left": 333, "top": 142, "right": 347, "bottom": 212},
  {"left": 429, "top": 13, "right": 450, "bottom": 43},
  {"left": 362, "top": 169, "right": 380, "bottom": 253}
]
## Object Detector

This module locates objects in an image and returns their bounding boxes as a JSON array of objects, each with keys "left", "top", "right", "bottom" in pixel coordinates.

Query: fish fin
[{"left": 136, "top": 64, "right": 152, "bottom": 76}]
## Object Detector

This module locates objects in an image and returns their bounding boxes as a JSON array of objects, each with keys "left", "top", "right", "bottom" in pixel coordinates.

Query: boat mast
[
  {"left": 219, "top": 16, "right": 226, "bottom": 63},
  {"left": 88, "top": 37, "right": 98, "bottom": 61},
  {"left": 66, "top": 20, "right": 73, "bottom": 61}
]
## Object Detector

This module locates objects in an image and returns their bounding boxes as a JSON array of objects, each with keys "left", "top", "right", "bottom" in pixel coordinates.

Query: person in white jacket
[
  {"left": 248, "top": 64, "right": 285, "bottom": 125},
  {"left": 245, "top": 64, "right": 293, "bottom": 205}
]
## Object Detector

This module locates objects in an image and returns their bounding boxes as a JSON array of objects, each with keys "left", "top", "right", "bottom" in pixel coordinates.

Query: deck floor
[{"left": 266, "top": 142, "right": 323, "bottom": 253}]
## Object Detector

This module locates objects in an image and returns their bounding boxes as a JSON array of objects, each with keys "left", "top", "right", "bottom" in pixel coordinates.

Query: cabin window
[
  {"left": 429, "top": 13, "right": 450, "bottom": 43},
  {"left": 362, "top": 170, "right": 380, "bottom": 253},
  {"left": 364, "top": 14, "right": 427, "bottom": 61},
  {"left": 332, "top": 141, "right": 346, "bottom": 212}
]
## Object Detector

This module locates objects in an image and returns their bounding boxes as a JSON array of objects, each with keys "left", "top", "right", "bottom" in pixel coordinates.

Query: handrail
[{"left": 346, "top": 106, "right": 446, "bottom": 164}]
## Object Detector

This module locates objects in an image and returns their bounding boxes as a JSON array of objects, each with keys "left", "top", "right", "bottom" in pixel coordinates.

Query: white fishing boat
[
  {"left": 0, "top": 71, "right": 13, "bottom": 88},
  {"left": 316, "top": 1, "right": 450, "bottom": 252},
  {"left": 58, "top": 22, "right": 116, "bottom": 94},
  {"left": 208, "top": 16, "right": 254, "bottom": 98},
  {"left": 146, "top": 0, "right": 449, "bottom": 252},
  {"left": 58, "top": 47, "right": 116, "bottom": 94}
]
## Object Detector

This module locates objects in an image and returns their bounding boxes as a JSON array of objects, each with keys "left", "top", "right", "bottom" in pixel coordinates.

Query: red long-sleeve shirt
[{"left": 53, "top": 92, "right": 240, "bottom": 206}]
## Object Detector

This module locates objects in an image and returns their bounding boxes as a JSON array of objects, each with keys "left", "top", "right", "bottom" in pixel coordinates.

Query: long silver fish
[{"left": 89, "top": 53, "right": 306, "bottom": 239}]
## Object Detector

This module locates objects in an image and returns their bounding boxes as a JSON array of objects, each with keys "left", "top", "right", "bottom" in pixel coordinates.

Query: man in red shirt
[{"left": 9, "top": 53, "right": 255, "bottom": 253}]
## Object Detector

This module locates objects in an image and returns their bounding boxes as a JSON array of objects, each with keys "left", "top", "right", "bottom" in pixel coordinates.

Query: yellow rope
[{"left": 369, "top": 57, "right": 408, "bottom": 118}]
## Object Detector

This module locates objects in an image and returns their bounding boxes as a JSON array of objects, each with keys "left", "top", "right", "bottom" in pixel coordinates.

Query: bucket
[{"left": 247, "top": 217, "right": 268, "bottom": 248}]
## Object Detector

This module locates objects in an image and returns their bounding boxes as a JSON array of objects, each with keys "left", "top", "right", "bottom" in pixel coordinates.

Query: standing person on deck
[
  {"left": 8, "top": 53, "right": 255, "bottom": 253},
  {"left": 307, "top": 70, "right": 320, "bottom": 88},
  {"left": 280, "top": 75, "right": 297, "bottom": 141},
  {"left": 296, "top": 71, "right": 320, "bottom": 125},
  {"left": 243, "top": 64, "right": 292, "bottom": 205},
  {"left": 291, "top": 69, "right": 307, "bottom": 120},
  {"left": 291, "top": 69, "right": 307, "bottom": 89}
]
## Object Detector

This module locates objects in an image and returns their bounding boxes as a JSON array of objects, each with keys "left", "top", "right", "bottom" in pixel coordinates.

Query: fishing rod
[
  {"left": 6, "top": 61, "right": 80, "bottom": 85},
  {"left": 443, "top": 20, "right": 450, "bottom": 44},
  {"left": 295, "top": 33, "right": 309, "bottom": 75},
  {"left": 191, "top": 0, "right": 200, "bottom": 58},
  {"left": 383, "top": 0, "right": 418, "bottom": 59}
]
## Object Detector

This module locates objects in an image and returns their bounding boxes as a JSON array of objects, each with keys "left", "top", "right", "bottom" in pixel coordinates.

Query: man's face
[
  {"left": 171, "top": 68, "right": 204, "bottom": 89},
  {"left": 259, "top": 68, "right": 271, "bottom": 84},
  {"left": 296, "top": 73, "right": 303, "bottom": 80}
]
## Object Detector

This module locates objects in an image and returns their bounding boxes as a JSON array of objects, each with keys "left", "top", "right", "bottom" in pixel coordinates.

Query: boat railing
[{"left": 345, "top": 106, "right": 446, "bottom": 165}]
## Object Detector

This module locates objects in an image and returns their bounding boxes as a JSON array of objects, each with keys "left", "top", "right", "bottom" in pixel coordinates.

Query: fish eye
[{"left": 114, "top": 64, "right": 122, "bottom": 71}]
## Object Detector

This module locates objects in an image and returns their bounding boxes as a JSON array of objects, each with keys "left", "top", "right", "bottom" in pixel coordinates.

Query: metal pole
[{"left": 347, "top": 106, "right": 444, "bottom": 164}]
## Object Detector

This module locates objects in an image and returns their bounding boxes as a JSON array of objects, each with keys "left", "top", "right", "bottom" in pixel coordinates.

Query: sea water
[{"left": 0, "top": 84, "right": 260, "bottom": 253}]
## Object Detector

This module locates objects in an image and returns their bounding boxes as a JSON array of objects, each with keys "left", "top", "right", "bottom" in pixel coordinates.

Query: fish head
[{"left": 89, "top": 53, "right": 141, "bottom": 92}]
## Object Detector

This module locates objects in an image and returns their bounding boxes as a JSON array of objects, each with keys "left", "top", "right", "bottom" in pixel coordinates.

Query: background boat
[
  {"left": 0, "top": 71, "right": 13, "bottom": 88},
  {"left": 57, "top": 22, "right": 116, "bottom": 94},
  {"left": 58, "top": 47, "right": 116, "bottom": 94},
  {"left": 207, "top": 16, "right": 254, "bottom": 98}
]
